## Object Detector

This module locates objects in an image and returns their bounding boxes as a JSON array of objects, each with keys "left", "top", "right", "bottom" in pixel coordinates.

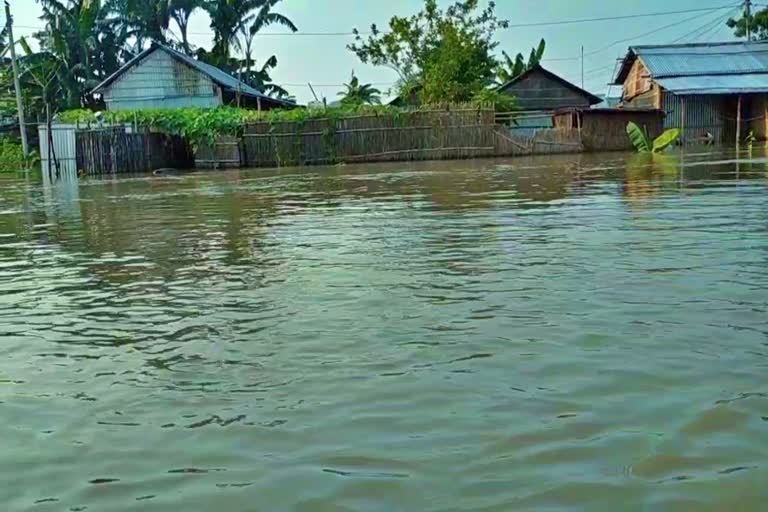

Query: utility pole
[
  {"left": 746, "top": 0, "right": 752, "bottom": 42},
  {"left": 581, "top": 46, "right": 584, "bottom": 89},
  {"left": 5, "top": 1, "right": 29, "bottom": 157}
]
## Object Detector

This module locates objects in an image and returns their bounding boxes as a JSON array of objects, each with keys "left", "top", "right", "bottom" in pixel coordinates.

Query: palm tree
[
  {"left": 106, "top": 0, "right": 171, "bottom": 49},
  {"left": 239, "top": 0, "right": 296, "bottom": 79},
  {"left": 205, "top": 0, "right": 295, "bottom": 70},
  {"left": 338, "top": 72, "right": 381, "bottom": 106},
  {"left": 34, "top": 0, "right": 122, "bottom": 107},
  {"left": 204, "top": 0, "right": 255, "bottom": 68},
  {"left": 169, "top": 0, "right": 203, "bottom": 54},
  {"left": 247, "top": 55, "right": 289, "bottom": 98}
]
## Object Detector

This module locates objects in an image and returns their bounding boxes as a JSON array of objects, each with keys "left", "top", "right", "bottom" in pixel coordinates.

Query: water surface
[{"left": 2, "top": 150, "right": 768, "bottom": 511}]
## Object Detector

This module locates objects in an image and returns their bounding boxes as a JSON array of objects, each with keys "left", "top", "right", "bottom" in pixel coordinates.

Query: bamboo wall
[
  {"left": 76, "top": 127, "right": 193, "bottom": 175},
  {"left": 241, "top": 108, "right": 499, "bottom": 167}
]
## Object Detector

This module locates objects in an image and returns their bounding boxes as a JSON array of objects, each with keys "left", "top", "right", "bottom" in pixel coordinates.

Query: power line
[
  {"left": 542, "top": 4, "right": 739, "bottom": 64},
  {"left": 505, "top": 4, "right": 739, "bottom": 28},
  {"left": 9, "top": 4, "right": 740, "bottom": 37},
  {"left": 669, "top": 5, "right": 741, "bottom": 43}
]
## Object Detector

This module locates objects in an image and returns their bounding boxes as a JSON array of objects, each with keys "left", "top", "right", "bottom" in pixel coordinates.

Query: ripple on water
[{"left": 1, "top": 152, "right": 768, "bottom": 510}]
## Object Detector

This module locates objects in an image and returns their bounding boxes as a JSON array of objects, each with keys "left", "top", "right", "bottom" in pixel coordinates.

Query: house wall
[
  {"left": 500, "top": 69, "right": 592, "bottom": 111},
  {"left": 103, "top": 50, "right": 222, "bottom": 110},
  {"left": 749, "top": 96, "right": 768, "bottom": 140},
  {"left": 660, "top": 92, "right": 733, "bottom": 144},
  {"left": 581, "top": 112, "right": 664, "bottom": 151},
  {"left": 623, "top": 59, "right": 652, "bottom": 100}
]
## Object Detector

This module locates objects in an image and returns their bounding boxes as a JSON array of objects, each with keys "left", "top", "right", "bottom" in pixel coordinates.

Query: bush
[{"left": 0, "top": 138, "right": 30, "bottom": 172}]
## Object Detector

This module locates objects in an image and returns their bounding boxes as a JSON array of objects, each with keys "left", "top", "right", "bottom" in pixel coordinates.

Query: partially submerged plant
[{"left": 626, "top": 122, "right": 681, "bottom": 153}]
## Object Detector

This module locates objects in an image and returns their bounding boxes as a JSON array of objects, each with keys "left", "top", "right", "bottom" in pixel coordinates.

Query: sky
[{"left": 6, "top": 0, "right": 744, "bottom": 104}]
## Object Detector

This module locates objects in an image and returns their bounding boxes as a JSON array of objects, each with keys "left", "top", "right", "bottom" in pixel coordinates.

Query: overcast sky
[{"left": 7, "top": 0, "right": 742, "bottom": 103}]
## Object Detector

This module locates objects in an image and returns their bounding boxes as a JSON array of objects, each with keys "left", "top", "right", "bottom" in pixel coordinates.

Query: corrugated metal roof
[
  {"left": 655, "top": 73, "right": 768, "bottom": 95},
  {"left": 633, "top": 41, "right": 768, "bottom": 78},
  {"left": 94, "top": 44, "right": 295, "bottom": 107}
]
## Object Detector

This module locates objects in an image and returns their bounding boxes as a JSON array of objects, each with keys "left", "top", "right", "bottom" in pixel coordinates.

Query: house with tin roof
[
  {"left": 93, "top": 44, "right": 295, "bottom": 111},
  {"left": 613, "top": 41, "right": 768, "bottom": 143}
]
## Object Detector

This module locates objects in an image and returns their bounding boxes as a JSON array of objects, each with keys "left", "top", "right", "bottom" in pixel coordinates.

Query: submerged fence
[
  {"left": 76, "top": 127, "right": 194, "bottom": 175},
  {"left": 53, "top": 107, "right": 592, "bottom": 176},
  {"left": 242, "top": 108, "right": 498, "bottom": 167}
]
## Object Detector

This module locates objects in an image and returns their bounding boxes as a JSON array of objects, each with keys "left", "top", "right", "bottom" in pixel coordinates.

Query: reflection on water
[{"left": 2, "top": 149, "right": 768, "bottom": 511}]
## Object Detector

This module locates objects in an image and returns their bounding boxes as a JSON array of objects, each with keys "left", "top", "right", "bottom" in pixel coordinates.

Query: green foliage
[
  {"left": 58, "top": 105, "right": 405, "bottom": 143},
  {"left": 498, "top": 39, "right": 546, "bottom": 84},
  {"left": 348, "top": 0, "right": 508, "bottom": 104},
  {"left": 0, "top": 138, "right": 34, "bottom": 172},
  {"left": 626, "top": 122, "right": 651, "bottom": 152},
  {"left": 338, "top": 72, "right": 382, "bottom": 107},
  {"left": 727, "top": 7, "right": 768, "bottom": 40},
  {"left": 627, "top": 122, "right": 681, "bottom": 153},
  {"left": 471, "top": 88, "right": 517, "bottom": 112},
  {"left": 652, "top": 128, "right": 682, "bottom": 153}
]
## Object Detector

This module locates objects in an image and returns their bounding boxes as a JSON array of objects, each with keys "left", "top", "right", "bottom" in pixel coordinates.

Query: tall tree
[
  {"left": 204, "top": 0, "right": 258, "bottom": 67},
  {"left": 169, "top": 0, "right": 203, "bottom": 54},
  {"left": 727, "top": 6, "right": 768, "bottom": 40},
  {"left": 239, "top": 0, "right": 296, "bottom": 79},
  {"left": 338, "top": 72, "right": 381, "bottom": 106},
  {"left": 34, "top": 0, "right": 123, "bottom": 107},
  {"left": 247, "top": 55, "right": 290, "bottom": 98},
  {"left": 107, "top": 0, "right": 171, "bottom": 48},
  {"left": 348, "top": 0, "right": 508, "bottom": 104}
]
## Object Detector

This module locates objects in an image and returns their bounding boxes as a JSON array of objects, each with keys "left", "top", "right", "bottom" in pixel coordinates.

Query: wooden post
[
  {"left": 736, "top": 94, "right": 742, "bottom": 147},
  {"left": 5, "top": 1, "right": 29, "bottom": 157},
  {"left": 680, "top": 96, "right": 686, "bottom": 145}
]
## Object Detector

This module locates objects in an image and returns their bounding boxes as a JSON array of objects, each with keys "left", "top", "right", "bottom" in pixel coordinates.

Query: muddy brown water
[{"left": 2, "top": 150, "right": 768, "bottom": 511}]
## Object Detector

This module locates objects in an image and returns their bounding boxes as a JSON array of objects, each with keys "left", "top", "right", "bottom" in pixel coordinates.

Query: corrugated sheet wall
[
  {"left": 39, "top": 124, "right": 78, "bottom": 177},
  {"left": 662, "top": 93, "right": 729, "bottom": 144},
  {"left": 105, "top": 51, "right": 220, "bottom": 110}
]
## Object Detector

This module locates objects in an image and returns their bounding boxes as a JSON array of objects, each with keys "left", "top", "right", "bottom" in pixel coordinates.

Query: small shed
[
  {"left": 92, "top": 44, "right": 294, "bottom": 111},
  {"left": 554, "top": 108, "right": 666, "bottom": 151},
  {"left": 498, "top": 65, "right": 602, "bottom": 112}
]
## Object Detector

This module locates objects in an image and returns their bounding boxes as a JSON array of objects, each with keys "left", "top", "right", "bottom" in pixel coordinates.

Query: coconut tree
[
  {"left": 338, "top": 72, "right": 381, "bottom": 106},
  {"left": 170, "top": 0, "right": 203, "bottom": 54},
  {"left": 204, "top": 0, "right": 295, "bottom": 70}
]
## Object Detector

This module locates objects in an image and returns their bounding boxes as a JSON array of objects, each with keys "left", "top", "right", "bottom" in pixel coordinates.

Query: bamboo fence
[
  {"left": 241, "top": 107, "right": 499, "bottom": 167},
  {"left": 76, "top": 127, "right": 193, "bottom": 175}
]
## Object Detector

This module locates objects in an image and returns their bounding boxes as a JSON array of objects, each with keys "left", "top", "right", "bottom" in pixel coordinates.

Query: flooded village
[{"left": 3, "top": 1, "right": 768, "bottom": 512}]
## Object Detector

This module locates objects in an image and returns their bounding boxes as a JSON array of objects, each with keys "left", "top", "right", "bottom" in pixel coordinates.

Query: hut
[
  {"left": 613, "top": 41, "right": 768, "bottom": 144},
  {"left": 497, "top": 65, "right": 602, "bottom": 134},
  {"left": 92, "top": 44, "right": 294, "bottom": 111},
  {"left": 553, "top": 108, "right": 666, "bottom": 151}
]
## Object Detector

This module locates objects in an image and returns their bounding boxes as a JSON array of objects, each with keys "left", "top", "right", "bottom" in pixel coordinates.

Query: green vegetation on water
[{"left": 626, "top": 122, "right": 681, "bottom": 154}]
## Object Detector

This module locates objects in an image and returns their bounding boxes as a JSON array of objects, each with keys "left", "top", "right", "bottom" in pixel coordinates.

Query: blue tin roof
[
  {"left": 94, "top": 44, "right": 295, "bottom": 107},
  {"left": 655, "top": 73, "right": 768, "bottom": 95},
  {"left": 635, "top": 41, "right": 768, "bottom": 78},
  {"left": 614, "top": 41, "right": 768, "bottom": 94}
]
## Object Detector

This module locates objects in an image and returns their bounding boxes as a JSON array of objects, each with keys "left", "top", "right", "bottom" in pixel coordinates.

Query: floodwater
[{"left": 2, "top": 149, "right": 768, "bottom": 511}]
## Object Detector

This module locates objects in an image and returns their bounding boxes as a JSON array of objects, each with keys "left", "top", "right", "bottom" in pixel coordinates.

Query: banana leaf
[
  {"left": 626, "top": 122, "right": 651, "bottom": 153},
  {"left": 652, "top": 128, "right": 681, "bottom": 153}
]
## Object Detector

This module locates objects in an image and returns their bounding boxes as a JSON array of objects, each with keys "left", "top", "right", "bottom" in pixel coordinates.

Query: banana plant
[{"left": 627, "top": 122, "right": 681, "bottom": 153}]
